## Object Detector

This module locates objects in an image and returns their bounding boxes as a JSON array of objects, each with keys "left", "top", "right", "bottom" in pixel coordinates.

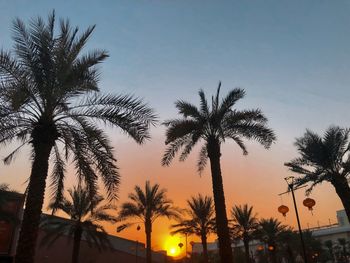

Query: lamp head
[{"left": 284, "top": 176, "right": 295, "bottom": 185}]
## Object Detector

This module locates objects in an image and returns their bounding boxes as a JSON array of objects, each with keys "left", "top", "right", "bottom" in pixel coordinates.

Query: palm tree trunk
[
  {"left": 207, "top": 137, "right": 233, "bottom": 263},
  {"left": 201, "top": 232, "right": 209, "bottom": 263},
  {"left": 145, "top": 220, "right": 152, "bottom": 263},
  {"left": 15, "top": 136, "right": 54, "bottom": 263},
  {"left": 72, "top": 225, "right": 83, "bottom": 263},
  {"left": 243, "top": 238, "right": 250, "bottom": 263},
  {"left": 332, "top": 175, "right": 350, "bottom": 222}
]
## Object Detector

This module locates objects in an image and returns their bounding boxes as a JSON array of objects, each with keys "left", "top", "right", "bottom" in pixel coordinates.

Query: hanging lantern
[
  {"left": 303, "top": 198, "right": 316, "bottom": 213},
  {"left": 178, "top": 242, "right": 183, "bottom": 249},
  {"left": 137, "top": 225, "right": 141, "bottom": 231},
  {"left": 278, "top": 205, "right": 289, "bottom": 217}
]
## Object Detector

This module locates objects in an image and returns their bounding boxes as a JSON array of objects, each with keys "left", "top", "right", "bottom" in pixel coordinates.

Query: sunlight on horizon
[{"left": 163, "top": 235, "right": 182, "bottom": 257}]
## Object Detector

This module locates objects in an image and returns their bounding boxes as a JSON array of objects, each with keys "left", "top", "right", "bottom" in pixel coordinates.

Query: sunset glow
[
  {"left": 0, "top": 2, "right": 349, "bottom": 262},
  {"left": 163, "top": 235, "right": 182, "bottom": 257}
]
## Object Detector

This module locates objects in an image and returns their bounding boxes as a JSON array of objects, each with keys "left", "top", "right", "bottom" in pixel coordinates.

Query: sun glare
[{"left": 164, "top": 235, "right": 182, "bottom": 257}]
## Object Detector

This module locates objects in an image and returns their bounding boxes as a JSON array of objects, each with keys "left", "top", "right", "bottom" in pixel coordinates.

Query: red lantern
[
  {"left": 303, "top": 198, "right": 316, "bottom": 213},
  {"left": 278, "top": 205, "right": 289, "bottom": 217}
]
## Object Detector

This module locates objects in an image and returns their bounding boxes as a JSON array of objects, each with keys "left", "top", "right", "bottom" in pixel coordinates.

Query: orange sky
[
  {"left": 0, "top": 0, "right": 349, "bottom": 259},
  {"left": 106, "top": 128, "right": 342, "bottom": 254},
  {"left": 0, "top": 126, "right": 342, "bottom": 256}
]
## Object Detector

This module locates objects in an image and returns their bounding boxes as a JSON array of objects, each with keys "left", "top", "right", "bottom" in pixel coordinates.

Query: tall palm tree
[
  {"left": 170, "top": 194, "right": 215, "bottom": 263},
  {"left": 231, "top": 204, "right": 258, "bottom": 263},
  {"left": 0, "top": 12, "right": 156, "bottom": 263},
  {"left": 162, "top": 82, "right": 276, "bottom": 262},
  {"left": 256, "top": 218, "right": 287, "bottom": 263},
  {"left": 285, "top": 126, "right": 350, "bottom": 221},
  {"left": 41, "top": 186, "right": 116, "bottom": 263},
  {"left": 117, "top": 181, "right": 181, "bottom": 263}
]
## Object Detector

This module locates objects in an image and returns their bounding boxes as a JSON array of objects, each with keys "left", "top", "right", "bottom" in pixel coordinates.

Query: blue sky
[
  {"left": 0, "top": 0, "right": 349, "bottom": 245},
  {"left": 1, "top": 1, "right": 349, "bottom": 130}
]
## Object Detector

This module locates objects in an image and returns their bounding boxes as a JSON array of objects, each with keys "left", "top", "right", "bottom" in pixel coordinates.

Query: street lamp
[{"left": 284, "top": 176, "right": 308, "bottom": 263}]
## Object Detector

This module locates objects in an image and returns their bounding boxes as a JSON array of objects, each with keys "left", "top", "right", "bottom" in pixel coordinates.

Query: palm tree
[
  {"left": 0, "top": 12, "right": 156, "bottom": 263},
  {"left": 0, "top": 183, "right": 21, "bottom": 223},
  {"left": 285, "top": 126, "right": 350, "bottom": 221},
  {"left": 41, "top": 186, "right": 116, "bottom": 263},
  {"left": 170, "top": 194, "right": 215, "bottom": 263},
  {"left": 162, "top": 82, "right": 276, "bottom": 262},
  {"left": 256, "top": 218, "right": 287, "bottom": 263},
  {"left": 231, "top": 204, "right": 258, "bottom": 263},
  {"left": 117, "top": 181, "right": 180, "bottom": 263}
]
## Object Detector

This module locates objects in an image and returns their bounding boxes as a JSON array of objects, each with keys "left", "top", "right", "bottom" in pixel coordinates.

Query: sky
[{"left": 0, "top": 0, "right": 350, "bottom": 256}]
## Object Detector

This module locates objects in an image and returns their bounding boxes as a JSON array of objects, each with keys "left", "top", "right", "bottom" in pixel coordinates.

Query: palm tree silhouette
[
  {"left": 0, "top": 12, "right": 156, "bottom": 263},
  {"left": 231, "top": 204, "right": 258, "bottom": 263},
  {"left": 285, "top": 126, "right": 350, "bottom": 221},
  {"left": 117, "top": 181, "right": 181, "bottom": 263},
  {"left": 0, "top": 184, "right": 20, "bottom": 223},
  {"left": 256, "top": 218, "right": 287, "bottom": 263},
  {"left": 41, "top": 186, "right": 116, "bottom": 263},
  {"left": 170, "top": 194, "right": 215, "bottom": 263},
  {"left": 162, "top": 82, "right": 276, "bottom": 262}
]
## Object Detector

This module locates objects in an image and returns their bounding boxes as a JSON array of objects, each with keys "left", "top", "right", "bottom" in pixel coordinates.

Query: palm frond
[
  {"left": 49, "top": 145, "right": 66, "bottom": 211},
  {"left": 197, "top": 145, "right": 208, "bottom": 175}
]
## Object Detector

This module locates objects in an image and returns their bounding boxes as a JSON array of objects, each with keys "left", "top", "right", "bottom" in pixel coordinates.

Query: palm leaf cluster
[
  {"left": 41, "top": 186, "right": 116, "bottom": 252},
  {"left": 285, "top": 126, "right": 350, "bottom": 193},
  {"left": 171, "top": 194, "right": 215, "bottom": 237},
  {"left": 230, "top": 204, "right": 259, "bottom": 263},
  {"left": 162, "top": 82, "right": 276, "bottom": 174},
  {"left": 118, "top": 181, "right": 180, "bottom": 226},
  {"left": 117, "top": 181, "right": 180, "bottom": 263},
  {"left": 255, "top": 218, "right": 288, "bottom": 247},
  {"left": 231, "top": 204, "right": 258, "bottom": 240},
  {"left": 0, "top": 11, "right": 156, "bottom": 205},
  {"left": 170, "top": 194, "right": 215, "bottom": 263}
]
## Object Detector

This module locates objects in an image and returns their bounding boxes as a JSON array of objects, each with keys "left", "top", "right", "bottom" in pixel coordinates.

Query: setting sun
[{"left": 163, "top": 235, "right": 182, "bottom": 257}]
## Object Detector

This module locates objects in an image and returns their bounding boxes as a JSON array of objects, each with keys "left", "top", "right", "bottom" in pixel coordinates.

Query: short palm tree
[
  {"left": 0, "top": 12, "right": 155, "bottom": 263},
  {"left": 256, "top": 218, "right": 287, "bottom": 263},
  {"left": 41, "top": 186, "right": 116, "bottom": 263},
  {"left": 117, "top": 181, "right": 181, "bottom": 263},
  {"left": 285, "top": 126, "right": 350, "bottom": 221},
  {"left": 170, "top": 194, "right": 215, "bottom": 263},
  {"left": 231, "top": 204, "right": 258, "bottom": 263},
  {"left": 0, "top": 183, "right": 20, "bottom": 223},
  {"left": 162, "top": 82, "right": 276, "bottom": 262}
]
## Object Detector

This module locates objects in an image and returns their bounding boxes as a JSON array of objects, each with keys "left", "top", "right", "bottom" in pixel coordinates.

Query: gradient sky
[{"left": 0, "top": 0, "right": 350, "bottom": 255}]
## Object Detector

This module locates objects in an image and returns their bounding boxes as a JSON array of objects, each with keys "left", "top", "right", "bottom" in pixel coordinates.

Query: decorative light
[
  {"left": 278, "top": 205, "right": 289, "bottom": 217},
  {"left": 178, "top": 242, "right": 183, "bottom": 249},
  {"left": 257, "top": 245, "right": 264, "bottom": 251},
  {"left": 303, "top": 198, "right": 316, "bottom": 214},
  {"left": 268, "top": 245, "right": 275, "bottom": 251}
]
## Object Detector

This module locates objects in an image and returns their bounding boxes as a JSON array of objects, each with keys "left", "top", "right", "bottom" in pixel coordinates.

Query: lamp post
[{"left": 284, "top": 176, "right": 308, "bottom": 263}]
